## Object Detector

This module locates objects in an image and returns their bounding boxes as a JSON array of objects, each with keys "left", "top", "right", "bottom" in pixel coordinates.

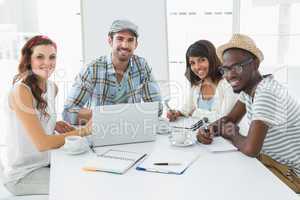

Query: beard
[
  {"left": 233, "top": 88, "right": 243, "bottom": 93},
  {"left": 115, "top": 48, "right": 132, "bottom": 61}
]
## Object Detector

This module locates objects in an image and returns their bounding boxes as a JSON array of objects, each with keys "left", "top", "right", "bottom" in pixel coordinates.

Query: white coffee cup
[
  {"left": 64, "top": 136, "right": 86, "bottom": 152},
  {"left": 171, "top": 129, "right": 188, "bottom": 144}
]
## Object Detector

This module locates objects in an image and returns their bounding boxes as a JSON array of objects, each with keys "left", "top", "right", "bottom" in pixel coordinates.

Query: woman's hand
[
  {"left": 166, "top": 110, "right": 180, "bottom": 122},
  {"left": 55, "top": 121, "right": 75, "bottom": 134}
]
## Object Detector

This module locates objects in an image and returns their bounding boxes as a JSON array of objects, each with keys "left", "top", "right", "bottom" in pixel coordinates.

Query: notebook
[
  {"left": 136, "top": 149, "right": 200, "bottom": 175},
  {"left": 83, "top": 149, "right": 147, "bottom": 174},
  {"left": 203, "top": 137, "right": 237, "bottom": 152}
]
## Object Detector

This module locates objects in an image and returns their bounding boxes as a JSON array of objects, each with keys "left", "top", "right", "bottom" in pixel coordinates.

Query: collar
[
  {"left": 106, "top": 54, "right": 133, "bottom": 75},
  {"left": 244, "top": 74, "right": 273, "bottom": 99}
]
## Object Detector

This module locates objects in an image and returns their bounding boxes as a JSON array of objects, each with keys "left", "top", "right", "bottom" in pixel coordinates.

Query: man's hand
[
  {"left": 196, "top": 126, "right": 216, "bottom": 144},
  {"left": 78, "top": 119, "right": 93, "bottom": 136},
  {"left": 221, "top": 121, "right": 240, "bottom": 140},
  {"left": 77, "top": 108, "right": 92, "bottom": 125},
  {"left": 55, "top": 121, "right": 75, "bottom": 134}
]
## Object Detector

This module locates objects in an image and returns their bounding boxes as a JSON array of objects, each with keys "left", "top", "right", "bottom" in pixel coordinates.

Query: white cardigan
[{"left": 180, "top": 79, "right": 238, "bottom": 122}]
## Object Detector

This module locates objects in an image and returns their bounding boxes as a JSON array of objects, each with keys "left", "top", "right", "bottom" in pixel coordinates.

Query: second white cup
[{"left": 171, "top": 130, "right": 188, "bottom": 144}]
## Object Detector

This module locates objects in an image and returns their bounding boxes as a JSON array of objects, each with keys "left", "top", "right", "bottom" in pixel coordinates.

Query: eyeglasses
[{"left": 219, "top": 57, "right": 254, "bottom": 76}]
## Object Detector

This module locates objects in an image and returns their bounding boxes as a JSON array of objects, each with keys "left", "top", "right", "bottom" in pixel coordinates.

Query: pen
[
  {"left": 164, "top": 101, "right": 173, "bottom": 112},
  {"left": 153, "top": 162, "right": 182, "bottom": 166},
  {"left": 82, "top": 167, "right": 120, "bottom": 174},
  {"left": 191, "top": 119, "right": 204, "bottom": 131},
  {"left": 82, "top": 167, "right": 98, "bottom": 172},
  {"left": 202, "top": 117, "right": 213, "bottom": 138}
]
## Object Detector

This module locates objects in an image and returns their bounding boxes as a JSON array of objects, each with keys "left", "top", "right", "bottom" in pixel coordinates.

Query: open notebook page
[{"left": 136, "top": 149, "right": 200, "bottom": 175}]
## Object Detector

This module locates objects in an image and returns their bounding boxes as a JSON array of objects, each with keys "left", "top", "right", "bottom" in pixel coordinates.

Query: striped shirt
[
  {"left": 63, "top": 54, "right": 162, "bottom": 124},
  {"left": 239, "top": 75, "right": 300, "bottom": 176}
]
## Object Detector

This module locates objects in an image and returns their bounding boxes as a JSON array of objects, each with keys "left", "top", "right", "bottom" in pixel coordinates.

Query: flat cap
[{"left": 109, "top": 19, "right": 138, "bottom": 37}]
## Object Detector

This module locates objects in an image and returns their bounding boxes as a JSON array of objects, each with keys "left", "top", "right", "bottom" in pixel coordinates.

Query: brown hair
[
  {"left": 13, "top": 35, "right": 57, "bottom": 118},
  {"left": 185, "top": 40, "right": 222, "bottom": 86}
]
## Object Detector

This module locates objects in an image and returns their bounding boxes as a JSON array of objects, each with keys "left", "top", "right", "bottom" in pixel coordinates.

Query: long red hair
[{"left": 13, "top": 35, "right": 57, "bottom": 118}]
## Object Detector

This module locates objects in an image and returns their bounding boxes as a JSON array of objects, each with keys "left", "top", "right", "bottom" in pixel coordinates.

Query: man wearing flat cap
[
  {"left": 63, "top": 19, "right": 162, "bottom": 124},
  {"left": 197, "top": 34, "right": 300, "bottom": 193}
]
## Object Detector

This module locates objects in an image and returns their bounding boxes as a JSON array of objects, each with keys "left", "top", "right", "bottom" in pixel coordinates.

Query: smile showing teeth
[{"left": 198, "top": 71, "right": 205, "bottom": 75}]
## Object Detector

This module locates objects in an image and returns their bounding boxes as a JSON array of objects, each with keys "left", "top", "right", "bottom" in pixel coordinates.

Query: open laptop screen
[{"left": 91, "top": 102, "right": 159, "bottom": 147}]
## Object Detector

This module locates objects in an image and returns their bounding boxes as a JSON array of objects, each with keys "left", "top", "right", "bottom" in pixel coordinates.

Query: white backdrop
[{"left": 80, "top": 0, "right": 170, "bottom": 96}]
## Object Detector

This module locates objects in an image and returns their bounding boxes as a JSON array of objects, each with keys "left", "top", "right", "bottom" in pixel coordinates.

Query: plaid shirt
[{"left": 63, "top": 54, "right": 162, "bottom": 124}]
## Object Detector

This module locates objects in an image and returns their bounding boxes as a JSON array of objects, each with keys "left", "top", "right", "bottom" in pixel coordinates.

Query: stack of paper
[{"left": 136, "top": 149, "right": 200, "bottom": 175}]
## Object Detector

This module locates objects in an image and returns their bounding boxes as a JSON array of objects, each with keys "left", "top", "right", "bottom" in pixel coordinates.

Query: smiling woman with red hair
[{"left": 0, "top": 35, "right": 91, "bottom": 196}]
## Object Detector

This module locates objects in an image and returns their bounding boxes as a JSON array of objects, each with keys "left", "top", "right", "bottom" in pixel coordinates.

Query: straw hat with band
[{"left": 217, "top": 34, "right": 264, "bottom": 63}]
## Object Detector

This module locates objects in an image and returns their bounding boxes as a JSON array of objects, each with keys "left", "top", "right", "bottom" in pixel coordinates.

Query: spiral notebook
[{"left": 83, "top": 149, "right": 147, "bottom": 174}]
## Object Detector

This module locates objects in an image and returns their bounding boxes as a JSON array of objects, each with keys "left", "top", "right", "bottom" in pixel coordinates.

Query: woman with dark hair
[
  {"left": 167, "top": 40, "right": 237, "bottom": 122},
  {"left": 0, "top": 35, "right": 91, "bottom": 195}
]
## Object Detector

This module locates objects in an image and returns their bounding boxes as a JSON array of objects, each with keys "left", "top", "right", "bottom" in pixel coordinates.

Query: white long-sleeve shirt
[{"left": 180, "top": 79, "right": 238, "bottom": 122}]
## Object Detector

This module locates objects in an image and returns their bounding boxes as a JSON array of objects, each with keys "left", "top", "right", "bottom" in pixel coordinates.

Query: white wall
[
  {"left": 0, "top": 0, "right": 38, "bottom": 32},
  {"left": 81, "top": 0, "right": 170, "bottom": 96}
]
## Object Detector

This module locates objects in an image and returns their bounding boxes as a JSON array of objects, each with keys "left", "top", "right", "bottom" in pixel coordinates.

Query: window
[
  {"left": 0, "top": 0, "right": 82, "bottom": 145},
  {"left": 239, "top": 0, "right": 300, "bottom": 99},
  {"left": 167, "top": 0, "right": 233, "bottom": 108}
]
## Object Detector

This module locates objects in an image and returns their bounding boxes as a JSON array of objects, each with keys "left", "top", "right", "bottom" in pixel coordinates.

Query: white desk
[{"left": 49, "top": 135, "right": 299, "bottom": 200}]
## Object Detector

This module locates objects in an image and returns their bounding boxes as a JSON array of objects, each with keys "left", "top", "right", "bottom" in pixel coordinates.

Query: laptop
[{"left": 90, "top": 102, "right": 159, "bottom": 147}]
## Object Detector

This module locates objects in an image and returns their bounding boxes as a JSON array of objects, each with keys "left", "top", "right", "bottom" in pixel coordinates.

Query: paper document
[
  {"left": 204, "top": 137, "right": 237, "bottom": 152},
  {"left": 136, "top": 149, "right": 200, "bottom": 175},
  {"left": 169, "top": 117, "right": 201, "bottom": 130},
  {"left": 83, "top": 149, "right": 147, "bottom": 174}
]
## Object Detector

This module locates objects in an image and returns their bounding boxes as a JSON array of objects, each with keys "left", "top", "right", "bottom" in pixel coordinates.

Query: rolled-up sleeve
[{"left": 62, "top": 65, "right": 94, "bottom": 124}]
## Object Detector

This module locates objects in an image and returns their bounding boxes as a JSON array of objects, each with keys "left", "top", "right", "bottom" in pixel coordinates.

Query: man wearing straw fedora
[{"left": 197, "top": 33, "right": 300, "bottom": 193}]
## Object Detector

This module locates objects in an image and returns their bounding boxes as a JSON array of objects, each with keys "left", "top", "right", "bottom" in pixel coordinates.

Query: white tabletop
[{"left": 49, "top": 135, "right": 299, "bottom": 200}]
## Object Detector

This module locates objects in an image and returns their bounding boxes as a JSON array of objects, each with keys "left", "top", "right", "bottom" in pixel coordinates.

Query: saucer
[
  {"left": 168, "top": 135, "right": 196, "bottom": 147},
  {"left": 61, "top": 144, "right": 89, "bottom": 155}
]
